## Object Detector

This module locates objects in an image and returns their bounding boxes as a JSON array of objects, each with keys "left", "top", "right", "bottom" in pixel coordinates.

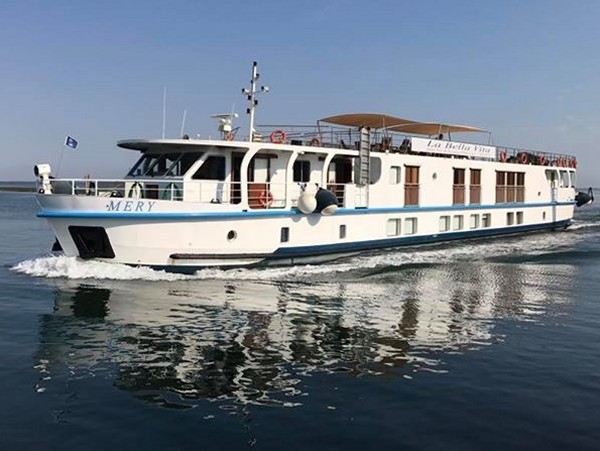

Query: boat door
[
  {"left": 546, "top": 169, "right": 558, "bottom": 223},
  {"left": 231, "top": 152, "right": 253, "bottom": 204},
  {"left": 247, "top": 154, "right": 273, "bottom": 209},
  {"left": 328, "top": 157, "right": 353, "bottom": 205}
]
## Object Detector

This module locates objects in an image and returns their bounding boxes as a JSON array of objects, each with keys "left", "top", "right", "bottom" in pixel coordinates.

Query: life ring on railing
[
  {"left": 309, "top": 137, "right": 321, "bottom": 147},
  {"left": 161, "top": 182, "right": 182, "bottom": 201},
  {"left": 128, "top": 182, "right": 144, "bottom": 199},
  {"left": 269, "top": 130, "right": 286, "bottom": 144},
  {"left": 259, "top": 190, "right": 274, "bottom": 208},
  {"left": 225, "top": 132, "right": 235, "bottom": 141},
  {"left": 519, "top": 153, "right": 529, "bottom": 164},
  {"left": 499, "top": 150, "right": 507, "bottom": 162},
  {"left": 537, "top": 155, "right": 546, "bottom": 166}
]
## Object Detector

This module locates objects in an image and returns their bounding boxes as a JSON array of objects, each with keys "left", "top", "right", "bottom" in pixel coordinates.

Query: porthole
[{"left": 227, "top": 230, "right": 237, "bottom": 241}]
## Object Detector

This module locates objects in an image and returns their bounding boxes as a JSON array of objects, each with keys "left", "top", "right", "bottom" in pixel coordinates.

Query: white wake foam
[{"left": 10, "top": 227, "right": 584, "bottom": 282}]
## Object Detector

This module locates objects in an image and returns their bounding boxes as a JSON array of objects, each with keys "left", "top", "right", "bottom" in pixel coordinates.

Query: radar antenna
[{"left": 241, "top": 61, "right": 269, "bottom": 142}]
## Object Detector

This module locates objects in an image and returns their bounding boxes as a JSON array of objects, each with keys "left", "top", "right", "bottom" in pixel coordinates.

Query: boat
[{"left": 33, "top": 62, "right": 592, "bottom": 271}]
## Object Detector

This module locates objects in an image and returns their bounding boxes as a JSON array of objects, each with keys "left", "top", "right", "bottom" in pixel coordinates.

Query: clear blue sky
[{"left": 1, "top": 0, "right": 599, "bottom": 186}]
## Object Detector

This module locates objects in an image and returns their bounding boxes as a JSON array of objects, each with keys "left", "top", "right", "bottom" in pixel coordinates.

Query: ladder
[{"left": 357, "top": 126, "right": 370, "bottom": 186}]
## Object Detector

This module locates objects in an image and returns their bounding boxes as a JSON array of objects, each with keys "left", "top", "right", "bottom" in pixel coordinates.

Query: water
[{"left": 2, "top": 191, "right": 600, "bottom": 450}]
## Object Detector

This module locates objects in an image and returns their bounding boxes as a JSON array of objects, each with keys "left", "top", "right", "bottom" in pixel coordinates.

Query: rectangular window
[
  {"left": 389, "top": 166, "right": 401, "bottom": 184},
  {"left": 453, "top": 168, "right": 466, "bottom": 205},
  {"left": 559, "top": 170, "right": 569, "bottom": 188},
  {"left": 404, "top": 166, "right": 420, "bottom": 206},
  {"left": 439, "top": 215, "right": 450, "bottom": 232},
  {"left": 516, "top": 211, "right": 524, "bottom": 224},
  {"left": 516, "top": 172, "right": 525, "bottom": 202},
  {"left": 497, "top": 171, "right": 525, "bottom": 203},
  {"left": 452, "top": 215, "right": 463, "bottom": 231},
  {"left": 192, "top": 156, "right": 226, "bottom": 180},
  {"left": 507, "top": 212, "right": 514, "bottom": 226},
  {"left": 280, "top": 227, "right": 289, "bottom": 242},
  {"left": 339, "top": 224, "right": 347, "bottom": 239},
  {"left": 404, "top": 218, "right": 417, "bottom": 235},
  {"left": 482, "top": 213, "right": 491, "bottom": 228},
  {"left": 293, "top": 160, "right": 311, "bottom": 182},
  {"left": 469, "top": 214, "right": 480, "bottom": 229},
  {"left": 470, "top": 169, "right": 481, "bottom": 204},
  {"left": 387, "top": 218, "right": 401, "bottom": 236}
]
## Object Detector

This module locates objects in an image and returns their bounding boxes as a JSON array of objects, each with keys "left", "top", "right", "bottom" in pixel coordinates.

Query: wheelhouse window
[
  {"left": 192, "top": 156, "right": 226, "bottom": 180},
  {"left": 127, "top": 152, "right": 201, "bottom": 177},
  {"left": 293, "top": 160, "right": 311, "bottom": 182}
]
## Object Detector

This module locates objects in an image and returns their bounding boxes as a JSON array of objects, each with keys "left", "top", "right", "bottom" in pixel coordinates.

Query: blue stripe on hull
[
  {"left": 271, "top": 219, "right": 571, "bottom": 258},
  {"left": 37, "top": 201, "right": 575, "bottom": 220}
]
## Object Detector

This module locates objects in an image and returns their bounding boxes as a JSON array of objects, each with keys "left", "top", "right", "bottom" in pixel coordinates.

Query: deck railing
[
  {"left": 255, "top": 125, "right": 577, "bottom": 167},
  {"left": 42, "top": 178, "right": 371, "bottom": 211}
]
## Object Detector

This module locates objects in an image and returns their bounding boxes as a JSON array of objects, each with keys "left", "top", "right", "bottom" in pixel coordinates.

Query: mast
[{"left": 242, "top": 61, "right": 269, "bottom": 142}]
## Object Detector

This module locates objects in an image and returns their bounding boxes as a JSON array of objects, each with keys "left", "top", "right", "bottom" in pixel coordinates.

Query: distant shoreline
[{"left": 0, "top": 181, "right": 36, "bottom": 193}]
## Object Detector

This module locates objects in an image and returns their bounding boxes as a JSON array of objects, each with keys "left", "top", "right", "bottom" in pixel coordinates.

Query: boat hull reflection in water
[{"left": 34, "top": 259, "right": 575, "bottom": 409}]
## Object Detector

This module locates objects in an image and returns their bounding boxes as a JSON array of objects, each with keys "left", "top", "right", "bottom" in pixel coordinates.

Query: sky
[{"left": 1, "top": 0, "right": 599, "bottom": 186}]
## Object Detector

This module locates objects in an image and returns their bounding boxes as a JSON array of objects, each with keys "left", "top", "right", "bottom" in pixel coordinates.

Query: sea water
[{"left": 1, "top": 191, "right": 600, "bottom": 450}]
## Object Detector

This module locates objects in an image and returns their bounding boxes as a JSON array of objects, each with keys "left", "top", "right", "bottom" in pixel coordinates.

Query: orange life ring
[
  {"left": 225, "top": 132, "right": 234, "bottom": 141},
  {"left": 537, "top": 155, "right": 546, "bottom": 166},
  {"left": 259, "top": 190, "right": 274, "bottom": 207},
  {"left": 519, "top": 153, "right": 528, "bottom": 164},
  {"left": 309, "top": 137, "right": 321, "bottom": 147},
  {"left": 499, "top": 150, "right": 507, "bottom": 162},
  {"left": 269, "top": 130, "right": 286, "bottom": 144}
]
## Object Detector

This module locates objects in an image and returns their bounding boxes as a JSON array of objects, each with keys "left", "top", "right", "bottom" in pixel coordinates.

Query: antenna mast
[{"left": 242, "top": 61, "right": 269, "bottom": 142}]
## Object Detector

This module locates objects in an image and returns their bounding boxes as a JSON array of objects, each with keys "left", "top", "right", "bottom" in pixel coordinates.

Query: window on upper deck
[
  {"left": 127, "top": 152, "right": 202, "bottom": 177},
  {"left": 559, "top": 170, "right": 570, "bottom": 188},
  {"left": 192, "top": 156, "right": 226, "bottom": 180},
  {"left": 293, "top": 160, "right": 311, "bottom": 182}
]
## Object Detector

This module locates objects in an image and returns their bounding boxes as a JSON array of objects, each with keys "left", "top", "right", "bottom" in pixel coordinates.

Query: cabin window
[
  {"left": 559, "top": 170, "right": 569, "bottom": 188},
  {"left": 370, "top": 157, "right": 382, "bottom": 184},
  {"left": 569, "top": 171, "right": 576, "bottom": 188},
  {"left": 482, "top": 213, "right": 491, "bottom": 228},
  {"left": 404, "top": 166, "right": 419, "bottom": 206},
  {"left": 339, "top": 224, "right": 347, "bottom": 239},
  {"left": 404, "top": 218, "right": 417, "bottom": 235},
  {"left": 453, "top": 168, "right": 465, "bottom": 205},
  {"left": 439, "top": 216, "right": 450, "bottom": 232},
  {"left": 280, "top": 227, "right": 289, "bottom": 243},
  {"left": 192, "top": 156, "right": 226, "bottom": 180},
  {"left": 389, "top": 166, "right": 401, "bottom": 184},
  {"left": 469, "top": 214, "right": 479, "bottom": 229},
  {"left": 387, "top": 218, "right": 401, "bottom": 236},
  {"left": 516, "top": 211, "right": 524, "bottom": 224},
  {"left": 293, "top": 160, "right": 311, "bottom": 182},
  {"left": 470, "top": 169, "right": 481, "bottom": 204},
  {"left": 507, "top": 212, "right": 514, "bottom": 225},
  {"left": 452, "top": 215, "right": 463, "bottom": 231},
  {"left": 496, "top": 171, "right": 525, "bottom": 203}
]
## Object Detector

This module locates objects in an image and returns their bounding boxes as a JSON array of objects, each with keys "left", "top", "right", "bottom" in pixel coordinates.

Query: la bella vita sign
[{"left": 411, "top": 137, "right": 496, "bottom": 159}]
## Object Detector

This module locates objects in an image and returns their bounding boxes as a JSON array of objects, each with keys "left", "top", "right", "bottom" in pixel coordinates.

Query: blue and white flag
[{"left": 65, "top": 136, "right": 78, "bottom": 149}]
